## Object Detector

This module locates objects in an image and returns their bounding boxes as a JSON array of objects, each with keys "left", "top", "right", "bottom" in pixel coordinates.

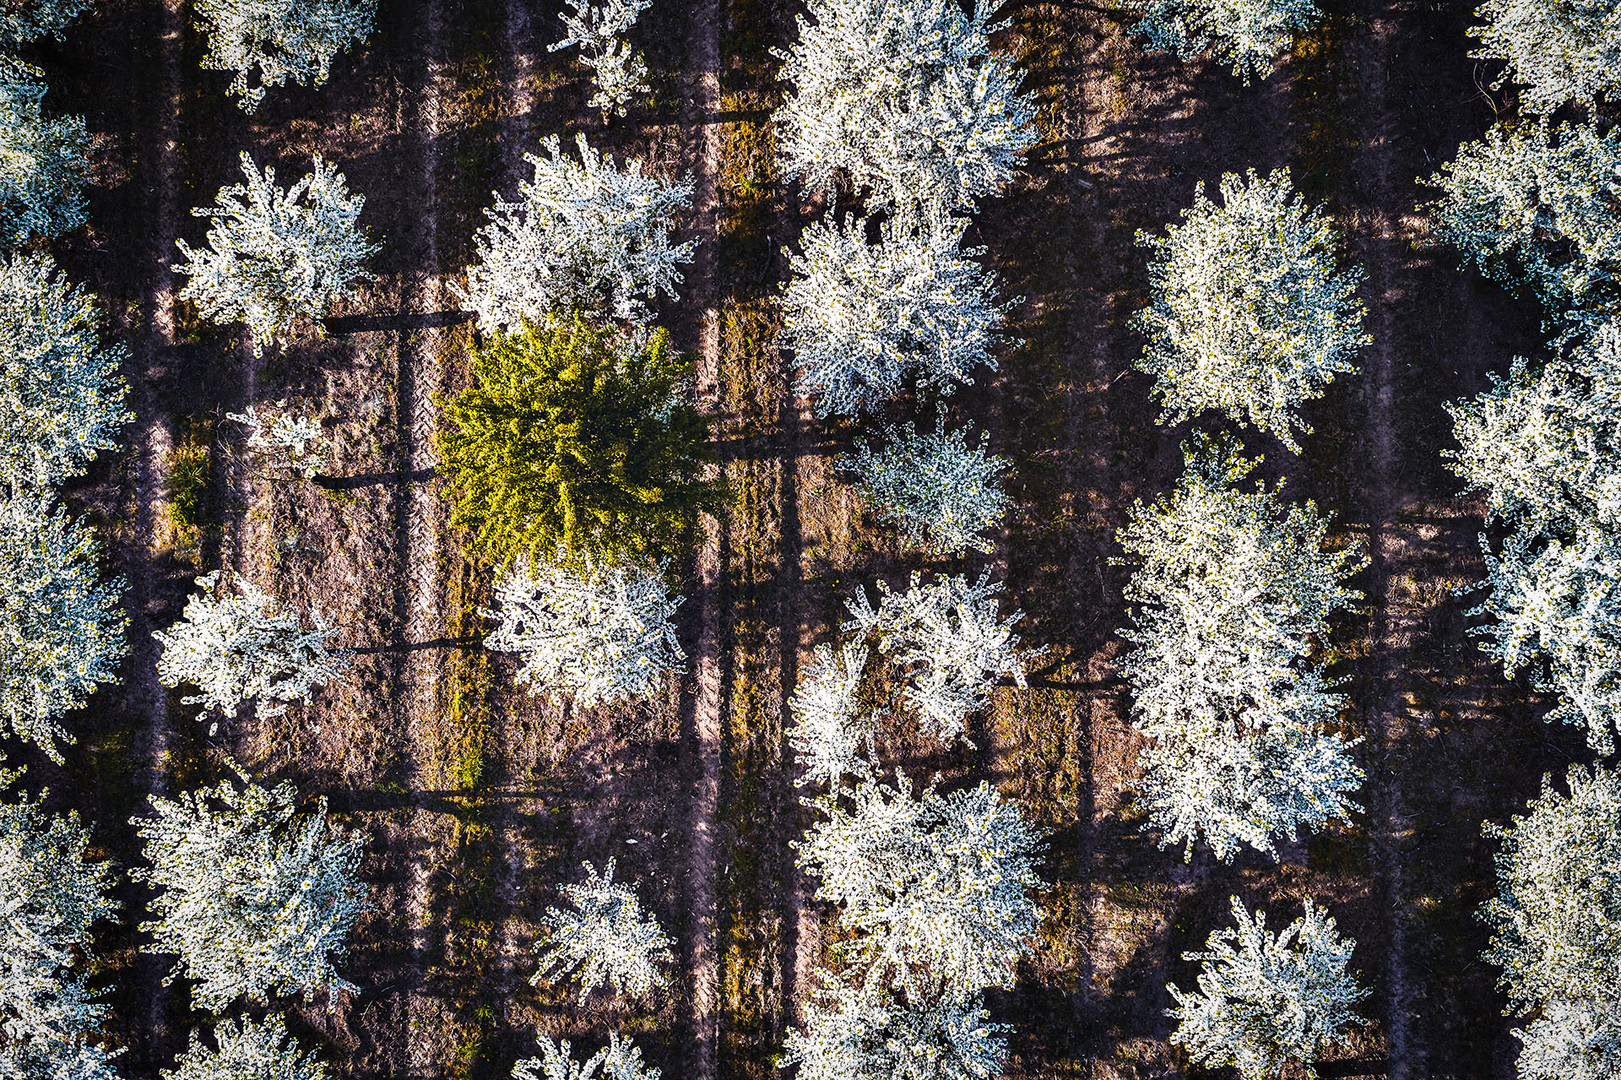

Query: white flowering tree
[
  {"left": 797, "top": 773, "right": 1043, "bottom": 994},
  {"left": 787, "top": 642, "right": 875, "bottom": 788},
  {"left": 175, "top": 153, "right": 376, "bottom": 354},
  {"left": 549, "top": 0, "right": 651, "bottom": 116},
  {"left": 0, "top": 58, "right": 89, "bottom": 247},
  {"left": 513, "top": 1034, "right": 659, "bottom": 1080},
  {"left": 1168, "top": 896, "right": 1365, "bottom": 1080},
  {"left": 0, "top": 0, "right": 90, "bottom": 44},
  {"left": 163, "top": 1015, "right": 326, "bottom": 1080},
  {"left": 1447, "top": 327, "right": 1621, "bottom": 536},
  {"left": 1511, "top": 999, "right": 1621, "bottom": 1080},
  {"left": 0, "top": 497, "right": 125, "bottom": 762},
  {"left": 154, "top": 570, "right": 349, "bottom": 723},
  {"left": 228, "top": 402, "right": 328, "bottom": 478},
  {"left": 843, "top": 421, "right": 1011, "bottom": 555},
  {"left": 1115, "top": 435, "right": 1364, "bottom": 861},
  {"left": 775, "top": 0, "right": 1037, "bottom": 211},
  {"left": 0, "top": 253, "right": 130, "bottom": 492},
  {"left": 192, "top": 0, "right": 375, "bottom": 112},
  {"left": 0, "top": 788, "right": 121, "bottom": 1080},
  {"left": 1135, "top": 169, "right": 1367, "bottom": 450},
  {"left": 131, "top": 767, "right": 367, "bottom": 1010},
  {"left": 845, "top": 571, "right": 1033, "bottom": 743},
  {"left": 1471, "top": 0, "right": 1621, "bottom": 114},
  {"left": 1483, "top": 764, "right": 1621, "bottom": 1080},
  {"left": 783, "top": 975, "right": 1008, "bottom": 1080},
  {"left": 783, "top": 208, "right": 1012, "bottom": 418},
  {"left": 458, "top": 134, "right": 695, "bottom": 332},
  {"left": 1131, "top": 0, "right": 1319, "bottom": 82},
  {"left": 532, "top": 858, "right": 672, "bottom": 1003},
  {"left": 1470, "top": 527, "right": 1621, "bottom": 755},
  {"left": 1427, "top": 122, "right": 1621, "bottom": 336},
  {"left": 483, "top": 557, "right": 683, "bottom": 707}
]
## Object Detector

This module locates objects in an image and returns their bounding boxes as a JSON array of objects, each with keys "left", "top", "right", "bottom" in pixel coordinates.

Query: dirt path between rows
[
  {"left": 683, "top": 0, "right": 725, "bottom": 1074},
  {"left": 126, "top": 0, "right": 183, "bottom": 1064},
  {"left": 1348, "top": 8, "right": 1419, "bottom": 1077},
  {"left": 393, "top": 0, "right": 448, "bottom": 1072}
]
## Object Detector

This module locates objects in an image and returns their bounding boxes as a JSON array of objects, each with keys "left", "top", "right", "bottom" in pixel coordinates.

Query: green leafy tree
[
  {"left": 1134, "top": 168, "right": 1367, "bottom": 450},
  {"left": 438, "top": 315, "right": 722, "bottom": 568}
]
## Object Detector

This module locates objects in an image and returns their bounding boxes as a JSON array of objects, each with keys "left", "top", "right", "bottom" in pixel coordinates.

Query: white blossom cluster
[
  {"left": 513, "top": 1034, "right": 658, "bottom": 1080},
  {"left": 843, "top": 421, "right": 1011, "bottom": 554},
  {"left": 1483, "top": 765, "right": 1621, "bottom": 1080},
  {"left": 797, "top": 772, "right": 1043, "bottom": 996},
  {"left": 774, "top": 0, "right": 1037, "bottom": 212},
  {"left": 0, "top": 0, "right": 90, "bottom": 44},
  {"left": 548, "top": 0, "right": 651, "bottom": 117},
  {"left": 783, "top": 974, "right": 1008, "bottom": 1080},
  {"left": 1131, "top": 0, "right": 1319, "bottom": 82},
  {"left": 0, "top": 253, "right": 131, "bottom": 492},
  {"left": 532, "top": 858, "right": 673, "bottom": 1003},
  {"left": 1134, "top": 169, "right": 1367, "bottom": 450},
  {"left": 229, "top": 401, "right": 328, "bottom": 478},
  {"left": 131, "top": 767, "right": 368, "bottom": 1011},
  {"left": 845, "top": 571, "right": 1034, "bottom": 744},
  {"left": 0, "top": 496, "right": 126, "bottom": 762},
  {"left": 1115, "top": 435, "right": 1365, "bottom": 861},
  {"left": 154, "top": 570, "right": 349, "bottom": 723},
  {"left": 0, "top": 57, "right": 89, "bottom": 247},
  {"left": 787, "top": 642, "right": 873, "bottom": 788},
  {"left": 1470, "top": 0, "right": 1621, "bottom": 114},
  {"left": 1168, "top": 896, "right": 1366, "bottom": 1080},
  {"left": 483, "top": 556, "right": 684, "bottom": 707},
  {"left": 1427, "top": 121, "right": 1621, "bottom": 338},
  {"left": 782, "top": 209, "right": 1012, "bottom": 417},
  {"left": 192, "top": 0, "right": 376, "bottom": 112},
  {"left": 0, "top": 787, "right": 121, "bottom": 1080},
  {"left": 1447, "top": 324, "right": 1621, "bottom": 754},
  {"left": 164, "top": 1015, "right": 327, "bottom": 1080},
  {"left": 457, "top": 134, "right": 695, "bottom": 333},
  {"left": 175, "top": 152, "right": 377, "bottom": 354}
]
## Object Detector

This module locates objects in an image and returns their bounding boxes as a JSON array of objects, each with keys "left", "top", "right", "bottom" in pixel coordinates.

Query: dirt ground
[{"left": 18, "top": 0, "right": 1587, "bottom": 1078}]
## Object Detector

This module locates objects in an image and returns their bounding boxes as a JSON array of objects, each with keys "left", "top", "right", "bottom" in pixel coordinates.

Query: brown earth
[{"left": 18, "top": 0, "right": 1585, "bottom": 1078}]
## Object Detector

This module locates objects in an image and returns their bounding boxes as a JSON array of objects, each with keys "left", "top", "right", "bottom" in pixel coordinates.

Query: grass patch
[{"left": 163, "top": 420, "right": 218, "bottom": 550}]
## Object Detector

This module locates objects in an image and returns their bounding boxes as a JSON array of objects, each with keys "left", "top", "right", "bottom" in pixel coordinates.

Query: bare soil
[{"left": 21, "top": 0, "right": 1582, "bottom": 1078}]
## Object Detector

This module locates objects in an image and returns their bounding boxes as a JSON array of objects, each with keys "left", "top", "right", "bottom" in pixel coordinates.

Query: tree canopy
[
  {"left": 438, "top": 314, "right": 722, "bottom": 568},
  {"left": 1115, "top": 435, "right": 1364, "bottom": 860},
  {"left": 0, "top": 57, "right": 88, "bottom": 248},
  {"left": 775, "top": 0, "right": 1037, "bottom": 211},
  {"left": 1483, "top": 764, "right": 1621, "bottom": 1080},
  {"left": 1168, "top": 896, "right": 1365, "bottom": 1080},
  {"left": 163, "top": 1016, "right": 328, "bottom": 1080},
  {"left": 1471, "top": 0, "right": 1621, "bottom": 113},
  {"left": 192, "top": 0, "right": 376, "bottom": 112},
  {"left": 533, "top": 858, "right": 673, "bottom": 1003},
  {"left": 548, "top": 0, "right": 651, "bottom": 116},
  {"left": 783, "top": 976, "right": 1009, "bottom": 1080},
  {"left": 1134, "top": 168, "right": 1367, "bottom": 450},
  {"left": 175, "top": 152, "right": 376, "bottom": 354},
  {"left": 1132, "top": 0, "right": 1320, "bottom": 82},
  {"left": 843, "top": 421, "right": 1011, "bottom": 555},
  {"left": 132, "top": 767, "right": 367, "bottom": 1010},
  {"left": 0, "top": 253, "right": 130, "bottom": 493},
  {"left": 457, "top": 134, "right": 694, "bottom": 333}
]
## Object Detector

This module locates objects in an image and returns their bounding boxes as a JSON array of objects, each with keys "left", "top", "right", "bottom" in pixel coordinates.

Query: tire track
[
  {"left": 683, "top": 0, "right": 725, "bottom": 1073},
  {"left": 391, "top": 0, "right": 448, "bottom": 1072}
]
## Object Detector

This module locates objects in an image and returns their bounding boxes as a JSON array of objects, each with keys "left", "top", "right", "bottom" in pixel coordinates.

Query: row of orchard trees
[{"left": 1425, "top": 5, "right": 1621, "bottom": 1076}]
